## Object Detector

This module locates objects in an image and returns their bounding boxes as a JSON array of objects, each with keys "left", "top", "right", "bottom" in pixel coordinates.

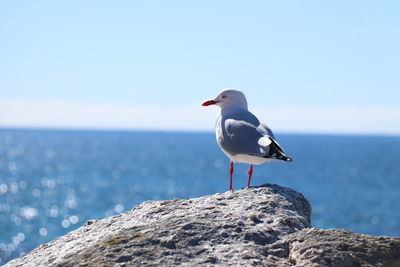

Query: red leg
[
  {"left": 229, "top": 161, "right": 234, "bottom": 191},
  {"left": 247, "top": 164, "right": 253, "bottom": 187}
]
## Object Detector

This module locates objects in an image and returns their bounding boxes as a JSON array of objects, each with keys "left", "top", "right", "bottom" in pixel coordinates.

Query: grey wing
[
  {"left": 219, "top": 118, "right": 266, "bottom": 157},
  {"left": 219, "top": 117, "right": 292, "bottom": 162}
]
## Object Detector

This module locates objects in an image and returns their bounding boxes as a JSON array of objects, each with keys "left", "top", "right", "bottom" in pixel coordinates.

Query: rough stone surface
[
  {"left": 268, "top": 228, "right": 400, "bottom": 267},
  {"left": 5, "top": 184, "right": 400, "bottom": 266}
]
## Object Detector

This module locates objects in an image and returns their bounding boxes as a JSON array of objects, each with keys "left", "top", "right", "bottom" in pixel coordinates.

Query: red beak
[{"left": 202, "top": 100, "right": 219, "bottom": 106}]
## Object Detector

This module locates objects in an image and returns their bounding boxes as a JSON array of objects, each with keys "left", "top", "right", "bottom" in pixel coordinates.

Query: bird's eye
[{"left": 222, "top": 95, "right": 227, "bottom": 99}]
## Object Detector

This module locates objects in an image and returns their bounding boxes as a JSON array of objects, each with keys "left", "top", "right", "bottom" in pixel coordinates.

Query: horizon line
[
  {"left": 2, "top": 98, "right": 400, "bottom": 137},
  {"left": 1, "top": 125, "right": 399, "bottom": 138}
]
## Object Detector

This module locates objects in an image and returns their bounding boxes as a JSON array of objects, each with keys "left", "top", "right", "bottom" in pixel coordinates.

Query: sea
[{"left": 0, "top": 128, "right": 400, "bottom": 264}]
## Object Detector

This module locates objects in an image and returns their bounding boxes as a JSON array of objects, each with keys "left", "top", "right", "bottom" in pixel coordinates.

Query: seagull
[{"left": 202, "top": 89, "right": 293, "bottom": 191}]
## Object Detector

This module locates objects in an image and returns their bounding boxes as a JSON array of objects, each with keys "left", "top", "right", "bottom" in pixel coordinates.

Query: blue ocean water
[{"left": 0, "top": 128, "right": 400, "bottom": 264}]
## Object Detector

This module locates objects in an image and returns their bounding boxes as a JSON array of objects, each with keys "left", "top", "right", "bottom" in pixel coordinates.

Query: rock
[
  {"left": 286, "top": 228, "right": 400, "bottom": 267},
  {"left": 5, "top": 184, "right": 400, "bottom": 266}
]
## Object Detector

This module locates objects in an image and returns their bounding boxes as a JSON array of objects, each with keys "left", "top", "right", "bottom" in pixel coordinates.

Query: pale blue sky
[{"left": 1, "top": 1, "right": 399, "bottom": 133}]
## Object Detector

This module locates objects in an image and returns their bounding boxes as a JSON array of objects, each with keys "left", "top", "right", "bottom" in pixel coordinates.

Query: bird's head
[{"left": 202, "top": 89, "right": 248, "bottom": 110}]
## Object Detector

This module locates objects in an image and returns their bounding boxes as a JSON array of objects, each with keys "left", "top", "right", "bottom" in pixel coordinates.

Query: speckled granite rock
[
  {"left": 5, "top": 184, "right": 400, "bottom": 266},
  {"left": 267, "top": 228, "right": 400, "bottom": 266}
]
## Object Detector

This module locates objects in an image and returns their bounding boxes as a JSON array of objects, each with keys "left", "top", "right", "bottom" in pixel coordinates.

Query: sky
[{"left": 1, "top": 1, "right": 399, "bottom": 134}]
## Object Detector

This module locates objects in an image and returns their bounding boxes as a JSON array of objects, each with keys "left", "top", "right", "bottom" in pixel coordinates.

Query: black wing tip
[
  {"left": 264, "top": 138, "right": 293, "bottom": 162},
  {"left": 263, "top": 154, "right": 293, "bottom": 162},
  {"left": 279, "top": 155, "right": 293, "bottom": 162},
  {"left": 286, "top": 156, "right": 293, "bottom": 162}
]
